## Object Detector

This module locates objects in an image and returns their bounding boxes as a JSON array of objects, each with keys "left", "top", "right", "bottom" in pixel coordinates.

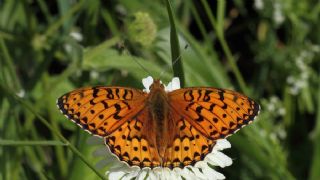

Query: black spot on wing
[
  {"left": 92, "top": 88, "right": 99, "bottom": 98},
  {"left": 106, "top": 88, "right": 114, "bottom": 99}
]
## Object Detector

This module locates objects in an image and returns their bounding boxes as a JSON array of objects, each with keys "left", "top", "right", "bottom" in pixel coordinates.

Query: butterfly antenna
[
  {"left": 132, "top": 55, "right": 154, "bottom": 77},
  {"left": 159, "top": 44, "right": 189, "bottom": 79},
  {"left": 119, "top": 43, "right": 154, "bottom": 77}
]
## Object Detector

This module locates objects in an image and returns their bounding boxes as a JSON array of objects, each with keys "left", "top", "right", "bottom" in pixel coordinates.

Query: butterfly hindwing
[
  {"left": 57, "top": 86, "right": 147, "bottom": 136},
  {"left": 105, "top": 107, "right": 161, "bottom": 168},
  {"left": 168, "top": 88, "right": 260, "bottom": 140},
  {"left": 163, "top": 117, "right": 216, "bottom": 168}
]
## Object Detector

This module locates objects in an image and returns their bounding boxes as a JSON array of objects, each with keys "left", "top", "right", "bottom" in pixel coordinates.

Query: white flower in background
[
  {"left": 273, "top": 2, "right": 285, "bottom": 25},
  {"left": 64, "top": 30, "right": 83, "bottom": 53},
  {"left": 90, "top": 77, "right": 233, "bottom": 180},
  {"left": 16, "top": 89, "right": 25, "bottom": 98},
  {"left": 254, "top": 0, "right": 264, "bottom": 10},
  {"left": 90, "top": 71, "right": 99, "bottom": 80},
  {"left": 253, "top": 0, "right": 285, "bottom": 25},
  {"left": 70, "top": 30, "right": 83, "bottom": 42},
  {"left": 311, "top": 45, "right": 320, "bottom": 52},
  {"left": 266, "top": 96, "right": 286, "bottom": 117},
  {"left": 64, "top": 44, "right": 73, "bottom": 53},
  {"left": 261, "top": 96, "right": 287, "bottom": 140},
  {"left": 286, "top": 44, "right": 319, "bottom": 95},
  {"left": 278, "top": 108, "right": 286, "bottom": 116}
]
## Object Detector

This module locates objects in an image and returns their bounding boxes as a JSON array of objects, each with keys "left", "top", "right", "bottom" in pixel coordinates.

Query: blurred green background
[{"left": 0, "top": 0, "right": 319, "bottom": 179}]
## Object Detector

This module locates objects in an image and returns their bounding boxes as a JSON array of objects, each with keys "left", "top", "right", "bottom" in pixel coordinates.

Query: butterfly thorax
[{"left": 145, "top": 80, "right": 174, "bottom": 160}]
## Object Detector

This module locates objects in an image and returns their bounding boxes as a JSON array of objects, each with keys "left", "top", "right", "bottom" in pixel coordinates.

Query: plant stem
[
  {"left": 164, "top": 0, "right": 185, "bottom": 86},
  {"left": 200, "top": 0, "right": 248, "bottom": 93},
  {"left": 0, "top": 140, "right": 67, "bottom": 146}
]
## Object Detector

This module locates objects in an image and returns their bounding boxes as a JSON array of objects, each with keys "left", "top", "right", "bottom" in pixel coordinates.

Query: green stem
[
  {"left": 44, "top": 0, "right": 85, "bottom": 38},
  {"left": 0, "top": 38, "right": 21, "bottom": 90},
  {"left": 164, "top": 0, "right": 185, "bottom": 86},
  {"left": 43, "top": 73, "right": 68, "bottom": 177},
  {"left": 218, "top": 36, "right": 248, "bottom": 94},
  {"left": 101, "top": 9, "right": 120, "bottom": 36},
  {"left": 310, "top": 74, "right": 320, "bottom": 180},
  {"left": 0, "top": 140, "right": 67, "bottom": 146},
  {"left": 200, "top": 0, "right": 248, "bottom": 93},
  {"left": 217, "top": 0, "right": 225, "bottom": 35},
  {"left": 36, "top": 0, "right": 52, "bottom": 23},
  {"left": 189, "top": 3, "right": 212, "bottom": 48}
]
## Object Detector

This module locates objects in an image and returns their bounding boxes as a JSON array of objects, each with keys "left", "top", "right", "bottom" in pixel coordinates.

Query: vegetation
[{"left": 0, "top": 0, "right": 319, "bottom": 179}]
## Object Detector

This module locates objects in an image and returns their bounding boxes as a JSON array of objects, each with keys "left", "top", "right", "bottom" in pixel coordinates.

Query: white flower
[
  {"left": 265, "top": 96, "right": 286, "bottom": 117},
  {"left": 91, "top": 77, "right": 233, "bottom": 180},
  {"left": 104, "top": 139, "right": 232, "bottom": 180},
  {"left": 142, "top": 76, "right": 154, "bottom": 93},
  {"left": 64, "top": 44, "right": 73, "bottom": 53},
  {"left": 70, "top": 30, "right": 83, "bottom": 42},
  {"left": 278, "top": 107, "right": 286, "bottom": 116},
  {"left": 286, "top": 76, "right": 295, "bottom": 84},
  {"left": 254, "top": 0, "right": 264, "bottom": 10},
  {"left": 90, "top": 71, "right": 99, "bottom": 80},
  {"left": 273, "top": 2, "right": 285, "bottom": 25},
  {"left": 16, "top": 89, "right": 25, "bottom": 98},
  {"left": 142, "top": 76, "right": 181, "bottom": 93},
  {"left": 311, "top": 45, "right": 320, "bottom": 52},
  {"left": 289, "top": 85, "right": 299, "bottom": 95},
  {"left": 164, "top": 77, "right": 181, "bottom": 92}
]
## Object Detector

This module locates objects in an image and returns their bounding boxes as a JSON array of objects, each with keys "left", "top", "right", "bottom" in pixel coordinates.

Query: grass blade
[{"left": 164, "top": 0, "right": 185, "bottom": 86}]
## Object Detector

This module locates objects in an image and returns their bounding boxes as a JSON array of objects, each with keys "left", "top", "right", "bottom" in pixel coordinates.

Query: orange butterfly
[{"left": 57, "top": 76, "right": 260, "bottom": 169}]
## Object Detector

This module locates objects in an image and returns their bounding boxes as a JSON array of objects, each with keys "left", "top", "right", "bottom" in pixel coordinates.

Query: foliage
[{"left": 0, "top": 0, "right": 319, "bottom": 179}]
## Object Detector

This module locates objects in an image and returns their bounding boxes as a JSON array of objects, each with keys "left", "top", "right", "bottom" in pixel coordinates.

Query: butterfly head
[{"left": 149, "top": 79, "right": 165, "bottom": 92}]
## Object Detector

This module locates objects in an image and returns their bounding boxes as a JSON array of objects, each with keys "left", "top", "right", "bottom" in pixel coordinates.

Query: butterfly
[{"left": 57, "top": 76, "right": 260, "bottom": 169}]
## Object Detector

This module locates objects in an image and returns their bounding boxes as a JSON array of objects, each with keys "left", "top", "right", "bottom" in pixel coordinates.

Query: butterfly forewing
[
  {"left": 168, "top": 88, "right": 260, "bottom": 140},
  {"left": 57, "top": 86, "right": 147, "bottom": 136}
]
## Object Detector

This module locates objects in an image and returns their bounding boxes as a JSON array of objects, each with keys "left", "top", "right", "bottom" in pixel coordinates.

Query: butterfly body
[
  {"left": 144, "top": 79, "right": 177, "bottom": 163},
  {"left": 57, "top": 78, "right": 260, "bottom": 169}
]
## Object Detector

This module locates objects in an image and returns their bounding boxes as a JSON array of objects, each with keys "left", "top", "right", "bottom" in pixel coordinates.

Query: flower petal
[
  {"left": 136, "top": 169, "right": 148, "bottom": 180},
  {"left": 162, "top": 168, "right": 172, "bottom": 179},
  {"left": 122, "top": 170, "right": 139, "bottom": 180},
  {"left": 172, "top": 168, "right": 183, "bottom": 180},
  {"left": 205, "top": 151, "right": 232, "bottom": 168},
  {"left": 165, "top": 81, "right": 173, "bottom": 92},
  {"left": 148, "top": 169, "right": 161, "bottom": 180},
  {"left": 171, "top": 77, "right": 180, "bottom": 90},
  {"left": 196, "top": 161, "right": 226, "bottom": 180},
  {"left": 142, "top": 76, "right": 154, "bottom": 92},
  {"left": 107, "top": 171, "right": 126, "bottom": 180},
  {"left": 180, "top": 168, "right": 199, "bottom": 180},
  {"left": 164, "top": 77, "right": 181, "bottom": 92},
  {"left": 213, "top": 139, "right": 231, "bottom": 151},
  {"left": 188, "top": 166, "right": 207, "bottom": 179}
]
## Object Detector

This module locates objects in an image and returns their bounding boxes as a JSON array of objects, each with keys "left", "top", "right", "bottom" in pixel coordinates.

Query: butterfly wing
[
  {"left": 57, "top": 85, "right": 260, "bottom": 169},
  {"left": 163, "top": 115, "right": 216, "bottom": 168},
  {"left": 57, "top": 86, "right": 147, "bottom": 136},
  {"left": 57, "top": 86, "right": 162, "bottom": 168},
  {"left": 168, "top": 88, "right": 260, "bottom": 140},
  {"left": 105, "top": 107, "right": 162, "bottom": 168},
  {"left": 162, "top": 88, "right": 260, "bottom": 168}
]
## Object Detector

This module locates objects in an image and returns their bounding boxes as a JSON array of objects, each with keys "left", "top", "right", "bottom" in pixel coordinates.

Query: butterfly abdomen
[{"left": 149, "top": 90, "right": 169, "bottom": 153}]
